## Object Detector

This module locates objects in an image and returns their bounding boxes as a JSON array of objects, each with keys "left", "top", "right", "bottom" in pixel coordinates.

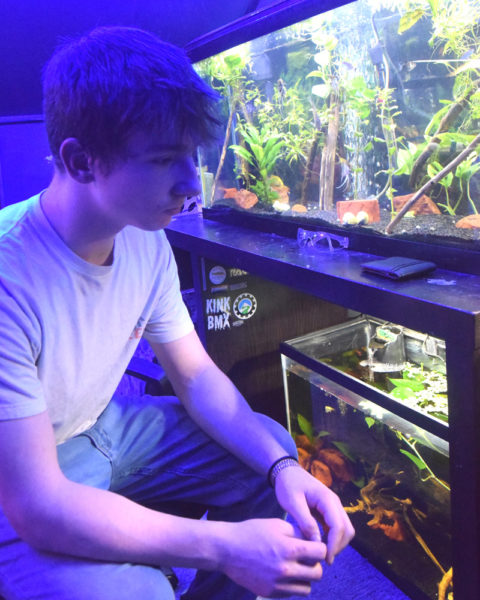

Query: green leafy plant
[
  {"left": 343, "top": 76, "right": 377, "bottom": 197},
  {"left": 396, "top": 431, "right": 450, "bottom": 492},
  {"left": 427, "top": 160, "right": 456, "bottom": 214},
  {"left": 395, "top": 141, "right": 426, "bottom": 176},
  {"left": 388, "top": 364, "right": 448, "bottom": 422},
  {"left": 196, "top": 51, "right": 253, "bottom": 205},
  {"left": 229, "top": 124, "right": 285, "bottom": 204},
  {"left": 454, "top": 150, "right": 480, "bottom": 214}
]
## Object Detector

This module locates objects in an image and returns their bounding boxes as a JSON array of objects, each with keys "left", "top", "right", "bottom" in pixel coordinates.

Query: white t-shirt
[{"left": 0, "top": 193, "right": 193, "bottom": 444}]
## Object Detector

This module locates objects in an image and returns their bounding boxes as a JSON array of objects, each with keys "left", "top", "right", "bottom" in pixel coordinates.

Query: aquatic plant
[
  {"left": 408, "top": 87, "right": 480, "bottom": 194},
  {"left": 293, "top": 412, "right": 356, "bottom": 489},
  {"left": 308, "top": 10, "right": 404, "bottom": 209},
  {"left": 346, "top": 459, "right": 452, "bottom": 599},
  {"left": 196, "top": 51, "right": 251, "bottom": 204},
  {"left": 293, "top": 395, "right": 453, "bottom": 597},
  {"left": 454, "top": 150, "right": 480, "bottom": 214},
  {"left": 255, "top": 80, "right": 316, "bottom": 169},
  {"left": 229, "top": 124, "right": 285, "bottom": 204},
  {"left": 396, "top": 430, "right": 450, "bottom": 491},
  {"left": 306, "top": 33, "right": 342, "bottom": 209},
  {"left": 427, "top": 161, "right": 456, "bottom": 214},
  {"left": 373, "top": 87, "right": 402, "bottom": 211},
  {"left": 387, "top": 132, "right": 480, "bottom": 231},
  {"left": 388, "top": 365, "right": 448, "bottom": 422},
  {"left": 343, "top": 76, "right": 377, "bottom": 198}
]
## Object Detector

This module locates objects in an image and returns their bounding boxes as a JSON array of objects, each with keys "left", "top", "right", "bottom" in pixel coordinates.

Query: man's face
[{"left": 90, "top": 129, "right": 201, "bottom": 231}]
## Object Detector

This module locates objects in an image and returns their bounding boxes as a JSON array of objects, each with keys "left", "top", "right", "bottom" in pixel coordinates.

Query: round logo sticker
[
  {"left": 233, "top": 293, "right": 257, "bottom": 320},
  {"left": 209, "top": 265, "right": 227, "bottom": 285}
]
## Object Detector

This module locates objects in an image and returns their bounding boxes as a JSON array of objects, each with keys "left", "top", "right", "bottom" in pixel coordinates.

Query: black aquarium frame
[
  {"left": 167, "top": 214, "right": 480, "bottom": 600},
  {"left": 185, "top": 0, "right": 480, "bottom": 276}
]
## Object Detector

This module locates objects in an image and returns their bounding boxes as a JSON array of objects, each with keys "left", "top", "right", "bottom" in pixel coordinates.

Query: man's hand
[
  {"left": 219, "top": 518, "right": 327, "bottom": 598},
  {"left": 273, "top": 465, "right": 355, "bottom": 565}
]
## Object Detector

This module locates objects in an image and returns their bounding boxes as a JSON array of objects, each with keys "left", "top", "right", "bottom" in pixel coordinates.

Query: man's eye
[{"left": 153, "top": 157, "right": 173, "bottom": 165}]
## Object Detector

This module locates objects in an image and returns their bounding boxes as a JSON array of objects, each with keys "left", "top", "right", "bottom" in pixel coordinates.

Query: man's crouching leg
[{"left": 181, "top": 414, "right": 298, "bottom": 600}]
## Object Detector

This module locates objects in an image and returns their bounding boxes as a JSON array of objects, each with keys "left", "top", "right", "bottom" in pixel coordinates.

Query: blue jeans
[{"left": 0, "top": 395, "right": 297, "bottom": 600}]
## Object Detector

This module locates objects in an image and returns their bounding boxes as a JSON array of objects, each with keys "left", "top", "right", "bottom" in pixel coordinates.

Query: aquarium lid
[{"left": 185, "top": 0, "right": 355, "bottom": 62}]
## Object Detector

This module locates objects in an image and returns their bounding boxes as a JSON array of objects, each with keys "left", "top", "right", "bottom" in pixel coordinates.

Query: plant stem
[
  {"left": 210, "top": 100, "right": 237, "bottom": 205},
  {"left": 400, "top": 433, "right": 450, "bottom": 492},
  {"left": 402, "top": 506, "right": 446, "bottom": 575}
]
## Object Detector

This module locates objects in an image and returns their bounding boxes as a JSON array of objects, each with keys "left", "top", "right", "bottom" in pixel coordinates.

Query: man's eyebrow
[{"left": 144, "top": 143, "right": 194, "bottom": 153}]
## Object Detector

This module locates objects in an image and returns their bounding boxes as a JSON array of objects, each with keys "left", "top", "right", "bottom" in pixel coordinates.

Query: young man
[{"left": 0, "top": 26, "right": 354, "bottom": 600}]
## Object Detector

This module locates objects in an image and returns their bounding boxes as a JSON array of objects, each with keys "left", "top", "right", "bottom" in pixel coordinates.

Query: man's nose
[{"left": 172, "top": 162, "right": 201, "bottom": 200}]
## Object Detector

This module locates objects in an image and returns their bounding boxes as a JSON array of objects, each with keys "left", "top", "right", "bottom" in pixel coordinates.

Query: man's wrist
[{"left": 267, "top": 455, "right": 300, "bottom": 488}]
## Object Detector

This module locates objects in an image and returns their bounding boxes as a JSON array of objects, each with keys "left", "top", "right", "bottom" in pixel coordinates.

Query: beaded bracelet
[{"left": 267, "top": 455, "right": 299, "bottom": 488}]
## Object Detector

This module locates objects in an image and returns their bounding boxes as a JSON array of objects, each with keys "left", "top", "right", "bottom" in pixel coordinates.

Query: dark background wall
[
  {"left": 0, "top": 0, "right": 273, "bottom": 117},
  {"left": 0, "top": 0, "right": 282, "bottom": 206}
]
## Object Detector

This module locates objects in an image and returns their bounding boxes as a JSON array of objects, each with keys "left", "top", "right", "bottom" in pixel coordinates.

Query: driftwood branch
[
  {"left": 300, "top": 130, "right": 321, "bottom": 206},
  {"left": 319, "top": 92, "right": 340, "bottom": 210},
  {"left": 409, "top": 79, "right": 480, "bottom": 188},
  {"left": 210, "top": 101, "right": 237, "bottom": 205},
  {"left": 386, "top": 133, "right": 480, "bottom": 234}
]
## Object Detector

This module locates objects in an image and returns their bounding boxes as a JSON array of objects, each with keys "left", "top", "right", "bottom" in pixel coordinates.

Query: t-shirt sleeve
[
  {"left": 0, "top": 282, "right": 47, "bottom": 420},
  {"left": 142, "top": 240, "right": 194, "bottom": 344}
]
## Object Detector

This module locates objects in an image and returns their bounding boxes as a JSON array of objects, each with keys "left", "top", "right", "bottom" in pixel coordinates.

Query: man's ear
[{"left": 59, "top": 138, "right": 95, "bottom": 183}]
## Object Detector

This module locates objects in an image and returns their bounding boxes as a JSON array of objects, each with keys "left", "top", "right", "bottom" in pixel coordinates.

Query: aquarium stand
[{"left": 166, "top": 214, "right": 480, "bottom": 600}]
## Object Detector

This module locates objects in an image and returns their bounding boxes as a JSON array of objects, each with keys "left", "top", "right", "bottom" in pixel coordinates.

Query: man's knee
[
  {"left": 10, "top": 562, "right": 176, "bottom": 600},
  {"left": 95, "top": 564, "right": 176, "bottom": 600}
]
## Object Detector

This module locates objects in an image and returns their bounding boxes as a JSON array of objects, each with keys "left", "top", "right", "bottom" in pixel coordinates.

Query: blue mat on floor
[{"left": 173, "top": 543, "right": 411, "bottom": 599}]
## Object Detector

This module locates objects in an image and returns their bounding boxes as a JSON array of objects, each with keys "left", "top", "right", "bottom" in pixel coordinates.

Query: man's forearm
[
  {"left": 177, "top": 363, "right": 290, "bottom": 476},
  {"left": 23, "top": 478, "right": 226, "bottom": 569}
]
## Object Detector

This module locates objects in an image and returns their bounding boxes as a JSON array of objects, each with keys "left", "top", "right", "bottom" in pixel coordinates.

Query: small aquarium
[
  {"left": 281, "top": 316, "right": 452, "bottom": 600},
  {"left": 193, "top": 0, "right": 480, "bottom": 273}
]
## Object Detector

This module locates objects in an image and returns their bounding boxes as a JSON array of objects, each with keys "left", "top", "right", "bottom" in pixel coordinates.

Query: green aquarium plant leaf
[
  {"left": 388, "top": 378, "right": 425, "bottom": 392},
  {"left": 400, "top": 449, "right": 428, "bottom": 470},
  {"left": 230, "top": 124, "right": 285, "bottom": 204},
  {"left": 316, "top": 430, "right": 331, "bottom": 438},
  {"left": 306, "top": 70, "right": 325, "bottom": 79},
  {"left": 398, "top": 8, "right": 425, "bottom": 34},
  {"left": 365, "top": 416, "right": 376, "bottom": 429},
  {"left": 331, "top": 441, "right": 356, "bottom": 463},
  {"left": 229, "top": 145, "right": 255, "bottom": 166},
  {"left": 352, "top": 476, "right": 365, "bottom": 488},
  {"left": 391, "top": 386, "right": 417, "bottom": 400},
  {"left": 297, "top": 413, "right": 314, "bottom": 443}
]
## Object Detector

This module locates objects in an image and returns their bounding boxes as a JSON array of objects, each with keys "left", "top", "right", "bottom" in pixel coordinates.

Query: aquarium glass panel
[
  {"left": 196, "top": 0, "right": 480, "bottom": 253},
  {"left": 285, "top": 315, "right": 448, "bottom": 425},
  {"left": 282, "top": 353, "right": 452, "bottom": 600}
]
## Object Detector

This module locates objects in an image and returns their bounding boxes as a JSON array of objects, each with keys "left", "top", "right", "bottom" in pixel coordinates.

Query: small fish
[
  {"left": 460, "top": 49, "right": 474, "bottom": 60},
  {"left": 400, "top": 60, "right": 416, "bottom": 73},
  {"left": 336, "top": 158, "right": 351, "bottom": 191}
]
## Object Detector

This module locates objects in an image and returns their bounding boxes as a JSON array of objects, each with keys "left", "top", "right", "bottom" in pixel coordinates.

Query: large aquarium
[
  {"left": 193, "top": 0, "right": 480, "bottom": 271},
  {"left": 281, "top": 315, "right": 452, "bottom": 600}
]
